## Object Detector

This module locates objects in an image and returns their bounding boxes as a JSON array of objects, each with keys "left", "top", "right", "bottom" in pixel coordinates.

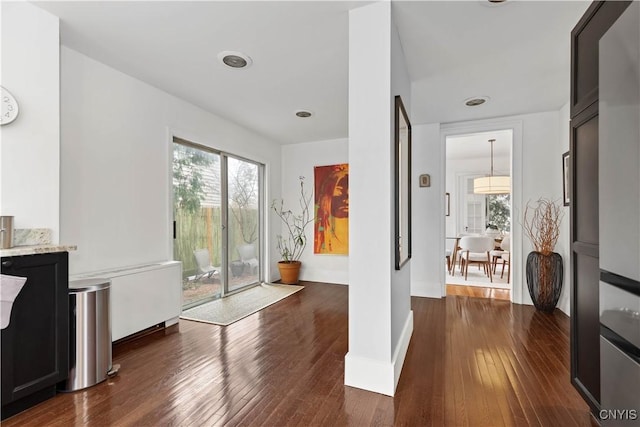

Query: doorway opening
[
  {"left": 445, "top": 129, "right": 513, "bottom": 300},
  {"left": 172, "top": 137, "right": 264, "bottom": 309}
]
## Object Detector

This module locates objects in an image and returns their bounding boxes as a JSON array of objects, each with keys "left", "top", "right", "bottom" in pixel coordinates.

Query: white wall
[
  {"left": 412, "top": 109, "right": 571, "bottom": 312},
  {"left": 345, "top": 2, "right": 412, "bottom": 397},
  {"left": 411, "top": 123, "right": 442, "bottom": 297},
  {"left": 60, "top": 47, "right": 282, "bottom": 278},
  {"left": 519, "top": 111, "right": 566, "bottom": 310},
  {"left": 280, "top": 138, "right": 348, "bottom": 284},
  {"left": 0, "top": 2, "right": 60, "bottom": 242}
]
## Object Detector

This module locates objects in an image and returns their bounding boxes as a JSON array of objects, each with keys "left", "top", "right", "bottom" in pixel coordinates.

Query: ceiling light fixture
[
  {"left": 464, "top": 96, "right": 490, "bottom": 107},
  {"left": 480, "top": 0, "right": 511, "bottom": 8},
  {"left": 295, "top": 110, "right": 312, "bottom": 118},
  {"left": 217, "top": 51, "right": 252, "bottom": 69},
  {"left": 473, "top": 139, "right": 511, "bottom": 194}
]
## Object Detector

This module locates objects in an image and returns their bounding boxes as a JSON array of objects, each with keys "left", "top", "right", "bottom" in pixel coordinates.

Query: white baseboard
[
  {"left": 299, "top": 268, "right": 349, "bottom": 285},
  {"left": 344, "top": 310, "right": 414, "bottom": 396},
  {"left": 165, "top": 316, "right": 179, "bottom": 327},
  {"left": 344, "top": 352, "right": 395, "bottom": 396},
  {"left": 393, "top": 310, "right": 413, "bottom": 387},
  {"left": 410, "top": 279, "right": 443, "bottom": 298}
]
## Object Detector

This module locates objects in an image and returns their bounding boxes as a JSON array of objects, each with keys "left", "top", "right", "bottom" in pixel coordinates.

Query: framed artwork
[
  {"left": 394, "top": 95, "right": 412, "bottom": 270},
  {"left": 562, "top": 151, "right": 570, "bottom": 206},
  {"left": 313, "top": 163, "right": 349, "bottom": 255},
  {"left": 445, "top": 192, "right": 450, "bottom": 216}
]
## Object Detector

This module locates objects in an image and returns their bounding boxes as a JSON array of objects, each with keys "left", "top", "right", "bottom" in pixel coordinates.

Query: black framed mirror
[{"left": 394, "top": 95, "right": 411, "bottom": 270}]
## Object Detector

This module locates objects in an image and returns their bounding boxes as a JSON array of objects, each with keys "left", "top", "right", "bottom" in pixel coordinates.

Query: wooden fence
[{"left": 174, "top": 207, "right": 258, "bottom": 278}]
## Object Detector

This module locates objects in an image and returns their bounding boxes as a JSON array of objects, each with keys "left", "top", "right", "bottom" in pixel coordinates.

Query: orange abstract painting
[{"left": 314, "top": 164, "right": 349, "bottom": 255}]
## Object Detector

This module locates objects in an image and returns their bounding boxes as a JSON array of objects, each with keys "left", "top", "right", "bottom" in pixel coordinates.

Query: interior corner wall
[
  {"left": 519, "top": 110, "right": 563, "bottom": 306},
  {"left": 411, "top": 123, "right": 444, "bottom": 298},
  {"left": 280, "top": 138, "right": 348, "bottom": 285},
  {"left": 60, "top": 47, "right": 282, "bottom": 277},
  {"left": 389, "top": 12, "right": 413, "bottom": 371},
  {"left": 0, "top": 2, "right": 60, "bottom": 242}
]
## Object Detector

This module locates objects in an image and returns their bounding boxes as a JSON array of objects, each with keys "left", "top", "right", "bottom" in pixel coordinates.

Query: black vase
[{"left": 525, "top": 251, "right": 563, "bottom": 312}]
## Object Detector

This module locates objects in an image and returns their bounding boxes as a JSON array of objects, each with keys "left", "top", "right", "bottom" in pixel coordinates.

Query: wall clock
[{"left": 1, "top": 86, "right": 19, "bottom": 126}]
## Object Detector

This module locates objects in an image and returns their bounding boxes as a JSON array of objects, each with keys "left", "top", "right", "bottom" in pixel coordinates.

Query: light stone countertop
[{"left": 0, "top": 244, "right": 77, "bottom": 257}]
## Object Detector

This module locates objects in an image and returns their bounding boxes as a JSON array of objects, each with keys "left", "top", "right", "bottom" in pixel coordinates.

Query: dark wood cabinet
[
  {"left": 570, "top": 102, "right": 600, "bottom": 410},
  {"left": 570, "top": 1, "right": 632, "bottom": 118},
  {"left": 1, "top": 252, "right": 69, "bottom": 420},
  {"left": 569, "top": 0, "right": 631, "bottom": 415}
]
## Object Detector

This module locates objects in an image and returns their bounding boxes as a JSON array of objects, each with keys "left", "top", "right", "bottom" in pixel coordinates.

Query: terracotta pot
[
  {"left": 525, "top": 251, "right": 563, "bottom": 312},
  {"left": 278, "top": 261, "right": 301, "bottom": 284}
]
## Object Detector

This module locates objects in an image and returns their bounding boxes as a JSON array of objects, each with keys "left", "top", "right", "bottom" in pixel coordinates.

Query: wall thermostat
[{"left": 419, "top": 174, "right": 431, "bottom": 187}]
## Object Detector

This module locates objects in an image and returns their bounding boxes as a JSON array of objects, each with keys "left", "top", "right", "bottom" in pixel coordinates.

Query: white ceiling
[
  {"left": 446, "top": 129, "right": 512, "bottom": 161},
  {"left": 395, "top": 0, "right": 590, "bottom": 125},
  {"left": 34, "top": 0, "right": 590, "bottom": 145}
]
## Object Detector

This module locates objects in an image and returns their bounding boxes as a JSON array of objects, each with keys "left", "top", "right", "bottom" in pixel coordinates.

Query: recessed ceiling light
[
  {"left": 464, "top": 96, "right": 490, "bottom": 107},
  {"left": 295, "top": 110, "right": 313, "bottom": 118},
  {"left": 217, "top": 51, "right": 252, "bottom": 69},
  {"left": 480, "top": 0, "right": 510, "bottom": 7}
]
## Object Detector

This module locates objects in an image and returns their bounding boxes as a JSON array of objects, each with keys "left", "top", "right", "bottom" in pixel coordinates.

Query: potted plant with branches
[
  {"left": 523, "top": 198, "right": 564, "bottom": 312},
  {"left": 271, "top": 176, "right": 313, "bottom": 284}
]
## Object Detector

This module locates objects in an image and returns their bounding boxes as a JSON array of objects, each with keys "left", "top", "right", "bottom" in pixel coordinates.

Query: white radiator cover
[{"left": 70, "top": 261, "right": 182, "bottom": 341}]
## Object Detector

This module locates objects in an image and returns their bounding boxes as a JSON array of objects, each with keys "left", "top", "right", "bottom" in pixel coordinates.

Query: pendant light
[{"left": 473, "top": 139, "right": 511, "bottom": 194}]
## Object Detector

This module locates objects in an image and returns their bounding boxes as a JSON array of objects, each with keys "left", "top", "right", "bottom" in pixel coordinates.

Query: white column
[{"left": 345, "top": 1, "right": 413, "bottom": 397}]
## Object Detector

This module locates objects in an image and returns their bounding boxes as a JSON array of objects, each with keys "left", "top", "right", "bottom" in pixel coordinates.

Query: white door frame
[{"left": 440, "top": 119, "right": 523, "bottom": 304}]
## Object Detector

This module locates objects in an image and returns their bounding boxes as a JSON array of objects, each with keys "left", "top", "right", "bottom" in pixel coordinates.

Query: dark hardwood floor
[{"left": 4, "top": 281, "right": 593, "bottom": 426}]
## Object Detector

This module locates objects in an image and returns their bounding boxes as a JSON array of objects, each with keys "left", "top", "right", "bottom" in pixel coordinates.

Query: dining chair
[
  {"left": 458, "top": 236, "right": 494, "bottom": 282},
  {"left": 490, "top": 234, "right": 511, "bottom": 274},
  {"left": 450, "top": 233, "right": 477, "bottom": 276},
  {"left": 500, "top": 251, "right": 511, "bottom": 284}
]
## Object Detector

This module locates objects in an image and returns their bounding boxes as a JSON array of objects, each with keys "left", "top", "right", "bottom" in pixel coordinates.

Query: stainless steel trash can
[{"left": 60, "top": 278, "right": 112, "bottom": 392}]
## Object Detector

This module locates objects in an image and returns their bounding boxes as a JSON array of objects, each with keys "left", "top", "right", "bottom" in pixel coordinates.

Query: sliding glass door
[
  {"left": 227, "top": 156, "right": 261, "bottom": 293},
  {"left": 173, "top": 141, "right": 223, "bottom": 308},
  {"left": 172, "top": 138, "right": 263, "bottom": 309}
]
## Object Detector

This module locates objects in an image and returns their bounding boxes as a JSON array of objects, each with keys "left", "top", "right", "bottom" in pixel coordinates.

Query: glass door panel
[
  {"left": 458, "top": 174, "right": 486, "bottom": 235},
  {"left": 227, "top": 156, "right": 261, "bottom": 292},
  {"left": 173, "top": 140, "right": 224, "bottom": 309}
]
